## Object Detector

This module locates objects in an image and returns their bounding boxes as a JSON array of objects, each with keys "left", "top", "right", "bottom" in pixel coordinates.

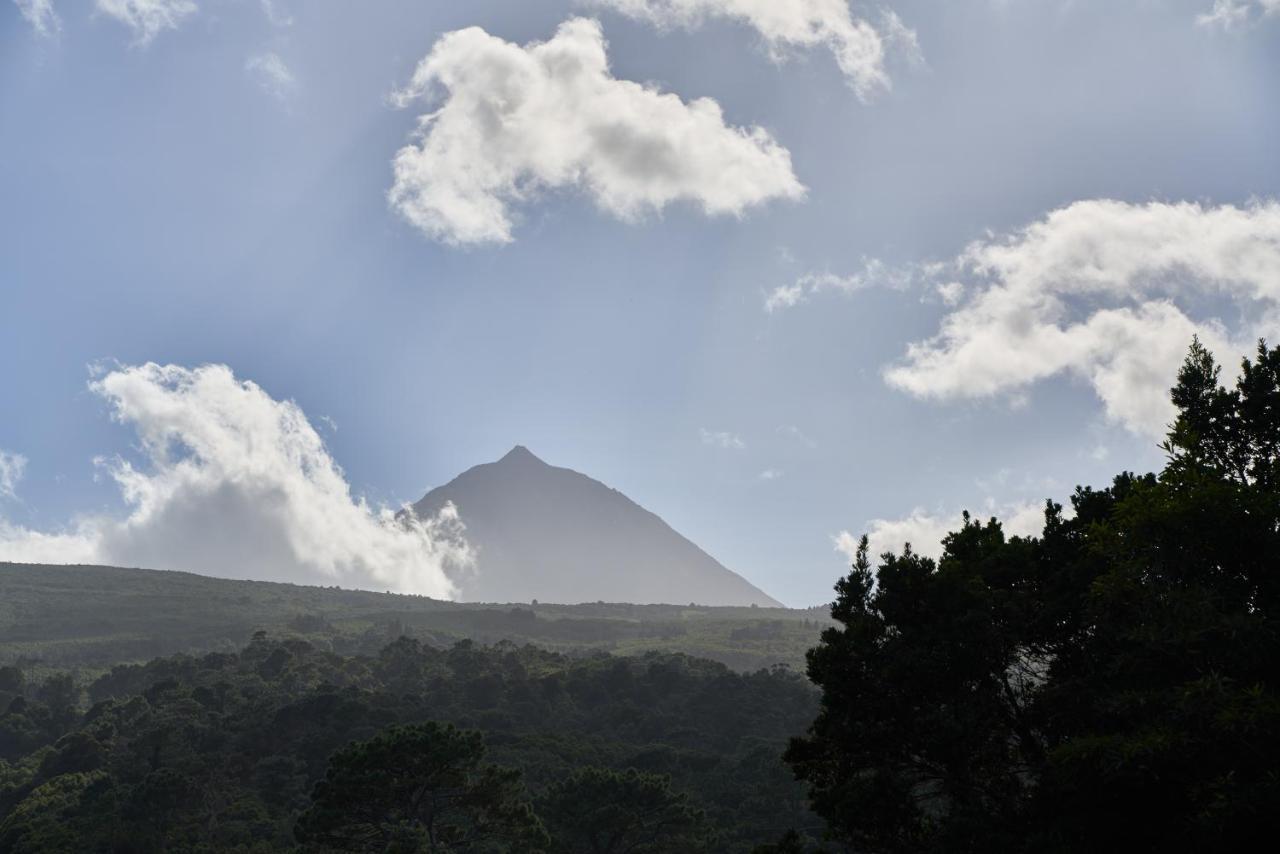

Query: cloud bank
[
  {"left": 96, "top": 0, "right": 196, "bottom": 44},
  {"left": 388, "top": 17, "right": 804, "bottom": 245},
  {"left": 0, "top": 364, "right": 471, "bottom": 597},
  {"left": 13, "top": 0, "right": 60, "bottom": 36},
  {"left": 882, "top": 200, "right": 1280, "bottom": 439},
  {"left": 590, "top": 0, "right": 920, "bottom": 100}
]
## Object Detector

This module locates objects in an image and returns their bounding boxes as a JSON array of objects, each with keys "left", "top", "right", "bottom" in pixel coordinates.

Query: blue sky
[{"left": 2, "top": 0, "right": 1279, "bottom": 606}]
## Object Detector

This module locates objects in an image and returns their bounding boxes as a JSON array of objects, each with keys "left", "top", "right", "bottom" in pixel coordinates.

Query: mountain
[{"left": 411, "top": 446, "right": 782, "bottom": 607}]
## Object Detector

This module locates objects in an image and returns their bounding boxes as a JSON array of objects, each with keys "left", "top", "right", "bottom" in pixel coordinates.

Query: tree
[
  {"left": 539, "top": 766, "right": 713, "bottom": 853},
  {"left": 788, "top": 340, "right": 1280, "bottom": 853},
  {"left": 295, "top": 721, "right": 548, "bottom": 853}
]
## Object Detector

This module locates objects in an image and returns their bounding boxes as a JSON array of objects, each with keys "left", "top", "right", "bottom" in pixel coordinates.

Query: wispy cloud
[
  {"left": 588, "top": 1, "right": 922, "bottom": 101},
  {"left": 777, "top": 424, "right": 816, "bottom": 448},
  {"left": 13, "top": 0, "right": 61, "bottom": 36},
  {"left": 765, "top": 258, "right": 926, "bottom": 312},
  {"left": 0, "top": 364, "right": 471, "bottom": 596},
  {"left": 0, "top": 451, "right": 26, "bottom": 501},
  {"left": 1197, "top": 0, "right": 1280, "bottom": 31},
  {"left": 700, "top": 428, "right": 746, "bottom": 450},
  {"left": 96, "top": 0, "right": 197, "bottom": 45},
  {"left": 260, "top": 0, "right": 292, "bottom": 28},
  {"left": 388, "top": 18, "right": 804, "bottom": 245},
  {"left": 246, "top": 52, "right": 297, "bottom": 100}
]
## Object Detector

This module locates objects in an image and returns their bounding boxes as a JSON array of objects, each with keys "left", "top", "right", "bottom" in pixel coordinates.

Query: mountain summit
[{"left": 412, "top": 447, "right": 782, "bottom": 607}]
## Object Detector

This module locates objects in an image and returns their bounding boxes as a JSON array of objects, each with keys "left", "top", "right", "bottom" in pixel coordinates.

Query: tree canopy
[
  {"left": 538, "top": 766, "right": 713, "bottom": 853},
  {"left": 0, "top": 634, "right": 820, "bottom": 851},
  {"left": 295, "top": 722, "right": 546, "bottom": 853}
]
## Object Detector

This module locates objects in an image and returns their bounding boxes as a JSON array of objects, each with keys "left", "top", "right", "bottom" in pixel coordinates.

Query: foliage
[
  {"left": 538, "top": 766, "right": 713, "bottom": 853},
  {"left": 787, "top": 340, "right": 1280, "bottom": 853},
  {"left": 295, "top": 722, "right": 546, "bottom": 852},
  {"left": 0, "top": 633, "right": 820, "bottom": 851}
]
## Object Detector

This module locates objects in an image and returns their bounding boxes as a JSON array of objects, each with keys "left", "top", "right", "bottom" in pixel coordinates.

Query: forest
[{"left": 1, "top": 340, "right": 1278, "bottom": 852}]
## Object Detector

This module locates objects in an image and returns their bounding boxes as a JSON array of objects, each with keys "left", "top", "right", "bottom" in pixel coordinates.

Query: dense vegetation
[
  {"left": 0, "top": 564, "right": 828, "bottom": 677},
  {"left": 0, "top": 634, "right": 819, "bottom": 851},
  {"left": 787, "top": 341, "right": 1280, "bottom": 852}
]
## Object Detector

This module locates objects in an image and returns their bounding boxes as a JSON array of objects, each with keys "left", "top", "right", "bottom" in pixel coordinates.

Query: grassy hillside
[{"left": 0, "top": 563, "right": 830, "bottom": 676}]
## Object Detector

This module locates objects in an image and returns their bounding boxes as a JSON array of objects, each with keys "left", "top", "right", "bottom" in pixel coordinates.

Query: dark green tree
[
  {"left": 295, "top": 721, "right": 548, "bottom": 853},
  {"left": 788, "top": 340, "right": 1280, "bottom": 853},
  {"left": 539, "top": 766, "right": 713, "bottom": 853},
  {"left": 0, "top": 667, "right": 23, "bottom": 706},
  {"left": 751, "top": 829, "right": 831, "bottom": 854}
]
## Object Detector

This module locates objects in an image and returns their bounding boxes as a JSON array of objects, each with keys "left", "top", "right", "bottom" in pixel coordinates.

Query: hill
[
  {"left": 412, "top": 445, "right": 782, "bottom": 607},
  {"left": 0, "top": 563, "right": 828, "bottom": 676}
]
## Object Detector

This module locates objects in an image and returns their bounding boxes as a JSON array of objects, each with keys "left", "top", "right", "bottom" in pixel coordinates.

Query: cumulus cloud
[
  {"left": 758, "top": 468, "right": 783, "bottom": 480},
  {"left": 0, "top": 451, "right": 27, "bottom": 501},
  {"left": 884, "top": 199, "right": 1280, "bottom": 439},
  {"left": 589, "top": 0, "right": 920, "bottom": 100},
  {"left": 0, "top": 364, "right": 471, "bottom": 597},
  {"left": 388, "top": 17, "right": 804, "bottom": 245},
  {"left": 700, "top": 428, "right": 746, "bottom": 449},
  {"left": 246, "top": 52, "right": 297, "bottom": 100},
  {"left": 96, "top": 0, "right": 196, "bottom": 45},
  {"left": 1197, "top": 0, "right": 1280, "bottom": 30},
  {"left": 13, "top": 0, "right": 60, "bottom": 36},
  {"left": 835, "top": 499, "right": 1049, "bottom": 562}
]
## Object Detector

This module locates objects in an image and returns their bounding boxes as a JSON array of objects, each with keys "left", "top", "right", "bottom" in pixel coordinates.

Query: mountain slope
[
  {"left": 0, "top": 562, "right": 823, "bottom": 672},
  {"left": 412, "top": 446, "right": 782, "bottom": 606}
]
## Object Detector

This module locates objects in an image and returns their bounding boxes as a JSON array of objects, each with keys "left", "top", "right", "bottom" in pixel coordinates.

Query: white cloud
[
  {"left": 765, "top": 258, "right": 928, "bottom": 311},
  {"left": 589, "top": 1, "right": 921, "bottom": 100},
  {"left": 0, "top": 364, "right": 471, "bottom": 597},
  {"left": 0, "top": 519, "right": 99, "bottom": 565},
  {"left": 96, "top": 0, "right": 197, "bottom": 45},
  {"left": 758, "top": 468, "right": 783, "bottom": 480},
  {"left": 700, "top": 428, "right": 746, "bottom": 449},
  {"left": 884, "top": 200, "right": 1280, "bottom": 439},
  {"left": 936, "top": 281, "right": 965, "bottom": 306},
  {"left": 13, "top": 0, "right": 60, "bottom": 36},
  {"left": 0, "top": 451, "right": 27, "bottom": 501},
  {"left": 388, "top": 17, "right": 804, "bottom": 245},
  {"left": 246, "top": 52, "right": 297, "bottom": 100},
  {"left": 1197, "top": 0, "right": 1280, "bottom": 30},
  {"left": 835, "top": 498, "right": 1049, "bottom": 562},
  {"left": 766, "top": 270, "right": 867, "bottom": 312}
]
